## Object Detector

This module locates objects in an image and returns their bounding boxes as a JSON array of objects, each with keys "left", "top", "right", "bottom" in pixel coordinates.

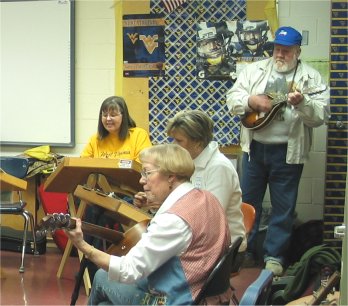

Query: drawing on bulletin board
[
  {"left": 0, "top": 0, "right": 75, "bottom": 147},
  {"left": 196, "top": 20, "right": 274, "bottom": 80},
  {"left": 123, "top": 14, "right": 166, "bottom": 78}
]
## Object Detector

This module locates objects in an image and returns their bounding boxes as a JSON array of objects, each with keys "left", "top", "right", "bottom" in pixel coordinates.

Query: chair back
[
  {"left": 193, "top": 236, "right": 243, "bottom": 305},
  {"left": 241, "top": 202, "right": 256, "bottom": 235},
  {"left": 239, "top": 269, "right": 273, "bottom": 305},
  {"left": 37, "top": 183, "right": 69, "bottom": 252}
]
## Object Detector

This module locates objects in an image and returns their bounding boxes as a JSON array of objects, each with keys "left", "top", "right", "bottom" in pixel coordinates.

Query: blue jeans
[
  {"left": 242, "top": 140, "right": 303, "bottom": 265},
  {"left": 88, "top": 269, "right": 168, "bottom": 305}
]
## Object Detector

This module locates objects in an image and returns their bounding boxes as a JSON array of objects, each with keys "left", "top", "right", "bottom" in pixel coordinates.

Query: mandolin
[
  {"left": 305, "top": 270, "right": 341, "bottom": 306},
  {"left": 36, "top": 213, "right": 150, "bottom": 256},
  {"left": 241, "top": 84, "right": 327, "bottom": 131}
]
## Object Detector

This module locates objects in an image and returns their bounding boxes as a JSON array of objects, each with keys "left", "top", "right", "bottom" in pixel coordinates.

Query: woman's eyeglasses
[
  {"left": 141, "top": 169, "right": 159, "bottom": 179},
  {"left": 102, "top": 112, "right": 122, "bottom": 118}
]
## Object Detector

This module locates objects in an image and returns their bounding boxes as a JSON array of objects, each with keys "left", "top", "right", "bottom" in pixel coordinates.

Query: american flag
[{"left": 162, "top": 0, "right": 187, "bottom": 13}]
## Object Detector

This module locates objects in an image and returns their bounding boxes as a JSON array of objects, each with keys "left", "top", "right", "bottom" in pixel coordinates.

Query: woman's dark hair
[{"left": 97, "top": 96, "right": 136, "bottom": 140}]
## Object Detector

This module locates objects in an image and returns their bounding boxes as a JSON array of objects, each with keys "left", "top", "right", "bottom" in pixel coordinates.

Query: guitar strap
[
  {"left": 288, "top": 59, "right": 300, "bottom": 94},
  {"left": 275, "top": 60, "right": 300, "bottom": 121}
]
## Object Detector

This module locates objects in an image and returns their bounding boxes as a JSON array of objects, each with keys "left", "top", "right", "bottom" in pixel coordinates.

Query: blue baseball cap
[{"left": 273, "top": 26, "right": 302, "bottom": 46}]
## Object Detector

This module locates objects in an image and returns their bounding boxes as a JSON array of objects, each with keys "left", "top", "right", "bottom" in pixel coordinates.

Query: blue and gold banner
[{"left": 123, "top": 14, "right": 165, "bottom": 77}]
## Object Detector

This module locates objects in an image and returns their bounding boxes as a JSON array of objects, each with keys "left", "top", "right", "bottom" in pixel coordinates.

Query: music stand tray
[{"left": 44, "top": 157, "right": 142, "bottom": 193}]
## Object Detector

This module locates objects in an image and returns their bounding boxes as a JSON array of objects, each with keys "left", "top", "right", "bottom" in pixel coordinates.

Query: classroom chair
[
  {"left": 192, "top": 236, "right": 243, "bottom": 305},
  {"left": 241, "top": 202, "right": 256, "bottom": 236},
  {"left": 0, "top": 156, "right": 38, "bottom": 272},
  {"left": 239, "top": 269, "right": 274, "bottom": 305}
]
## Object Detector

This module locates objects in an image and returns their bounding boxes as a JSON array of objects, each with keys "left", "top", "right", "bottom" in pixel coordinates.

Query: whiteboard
[{"left": 0, "top": 0, "right": 75, "bottom": 147}]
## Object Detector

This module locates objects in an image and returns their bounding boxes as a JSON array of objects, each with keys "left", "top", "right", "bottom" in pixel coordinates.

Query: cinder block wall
[{"left": 262, "top": 0, "right": 330, "bottom": 222}]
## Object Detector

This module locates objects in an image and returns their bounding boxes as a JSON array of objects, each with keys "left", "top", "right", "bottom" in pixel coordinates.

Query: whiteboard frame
[{"left": 0, "top": 0, "right": 75, "bottom": 147}]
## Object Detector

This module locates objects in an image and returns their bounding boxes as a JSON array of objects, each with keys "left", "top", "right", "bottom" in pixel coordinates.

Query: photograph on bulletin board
[
  {"left": 123, "top": 14, "right": 165, "bottom": 77},
  {"left": 196, "top": 20, "right": 274, "bottom": 80}
]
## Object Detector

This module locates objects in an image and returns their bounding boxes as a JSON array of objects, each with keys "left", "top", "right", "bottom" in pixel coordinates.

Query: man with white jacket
[{"left": 226, "top": 26, "right": 330, "bottom": 276}]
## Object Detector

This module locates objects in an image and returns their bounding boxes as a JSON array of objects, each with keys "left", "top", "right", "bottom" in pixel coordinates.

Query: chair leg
[
  {"left": 24, "top": 210, "right": 39, "bottom": 256},
  {"left": 19, "top": 212, "right": 30, "bottom": 273}
]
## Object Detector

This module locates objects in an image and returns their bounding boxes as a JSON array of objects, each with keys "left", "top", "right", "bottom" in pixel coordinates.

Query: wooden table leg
[{"left": 56, "top": 174, "right": 98, "bottom": 296}]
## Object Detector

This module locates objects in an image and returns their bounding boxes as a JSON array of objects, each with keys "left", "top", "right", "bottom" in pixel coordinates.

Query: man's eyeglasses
[{"left": 141, "top": 169, "right": 159, "bottom": 179}]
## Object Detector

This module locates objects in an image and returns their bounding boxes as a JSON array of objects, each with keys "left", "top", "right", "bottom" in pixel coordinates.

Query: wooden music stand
[
  {"left": 74, "top": 185, "right": 151, "bottom": 225},
  {"left": 43, "top": 157, "right": 142, "bottom": 294},
  {"left": 44, "top": 157, "right": 142, "bottom": 194},
  {"left": 0, "top": 171, "right": 27, "bottom": 192}
]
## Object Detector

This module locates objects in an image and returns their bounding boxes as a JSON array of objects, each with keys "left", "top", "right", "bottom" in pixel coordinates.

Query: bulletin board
[
  {"left": 0, "top": 0, "right": 75, "bottom": 147},
  {"left": 149, "top": 0, "right": 245, "bottom": 146}
]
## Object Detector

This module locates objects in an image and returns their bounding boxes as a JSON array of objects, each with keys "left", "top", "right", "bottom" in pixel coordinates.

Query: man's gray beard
[{"left": 273, "top": 58, "right": 297, "bottom": 73}]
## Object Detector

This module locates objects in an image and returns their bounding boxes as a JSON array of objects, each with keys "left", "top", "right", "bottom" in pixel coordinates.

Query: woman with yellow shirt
[
  {"left": 81, "top": 96, "right": 152, "bottom": 279},
  {"left": 81, "top": 96, "right": 152, "bottom": 162}
]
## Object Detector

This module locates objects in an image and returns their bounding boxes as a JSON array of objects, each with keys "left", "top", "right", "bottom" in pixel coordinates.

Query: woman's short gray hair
[
  {"left": 140, "top": 144, "right": 194, "bottom": 180},
  {"left": 166, "top": 110, "right": 213, "bottom": 148}
]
